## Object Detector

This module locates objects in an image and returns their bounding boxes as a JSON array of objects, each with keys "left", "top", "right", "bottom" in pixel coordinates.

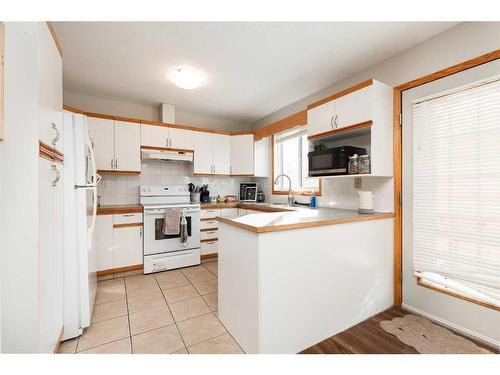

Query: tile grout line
[
  {"left": 123, "top": 277, "right": 133, "bottom": 354},
  {"left": 154, "top": 272, "right": 189, "bottom": 354}
]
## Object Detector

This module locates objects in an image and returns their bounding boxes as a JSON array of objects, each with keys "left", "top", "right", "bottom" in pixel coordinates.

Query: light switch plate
[{"left": 354, "top": 177, "right": 362, "bottom": 189}]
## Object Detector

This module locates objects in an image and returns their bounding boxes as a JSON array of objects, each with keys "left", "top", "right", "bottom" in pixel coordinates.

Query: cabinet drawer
[
  {"left": 201, "top": 209, "right": 220, "bottom": 219},
  {"left": 201, "top": 219, "right": 218, "bottom": 230},
  {"left": 201, "top": 240, "right": 218, "bottom": 255},
  {"left": 113, "top": 213, "right": 143, "bottom": 225},
  {"left": 201, "top": 229, "right": 218, "bottom": 241}
]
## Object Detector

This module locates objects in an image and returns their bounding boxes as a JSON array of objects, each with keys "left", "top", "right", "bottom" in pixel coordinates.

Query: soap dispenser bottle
[{"left": 309, "top": 190, "right": 317, "bottom": 208}]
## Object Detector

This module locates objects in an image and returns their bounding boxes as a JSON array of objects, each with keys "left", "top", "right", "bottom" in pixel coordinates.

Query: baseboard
[
  {"left": 402, "top": 303, "right": 499, "bottom": 349},
  {"left": 201, "top": 253, "right": 218, "bottom": 260},
  {"left": 97, "top": 264, "right": 143, "bottom": 277}
]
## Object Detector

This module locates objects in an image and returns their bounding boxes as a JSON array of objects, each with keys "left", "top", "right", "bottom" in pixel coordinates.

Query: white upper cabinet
[
  {"left": 307, "top": 80, "right": 392, "bottom": 139},
  {"left": 213, "top": 133, "right": 231, "bottom": 175},
  {"left": 194, "top": 131, "right": 213, "bottom": 174},
  {"left": 141, "top": 123, "right": 194, "bottom": 150},
  {"left": 307, "top": 99, "right": 336, "bottom": 138},
  {"left": 114, "top": 120, "right": 141, "bottom": 172},
  {"left": 230, "top": 134, "right": 254, "bottom": 175},
  {"left": 38, "top": 23, "right": 63, "bottom": 148},
  {"left": 168, "top": 127, "right": 194, "bottom": 150},
  {"left": 141, "top": 123, "right": 168, "bottom": 148},
  {"left": 335, "top": 85, "right": 373, "bottom": 128},
  {"left": 88, "top": 117, "right": 141, "bottom": 172},
  {"left": 88, "top": 117, "right": 115, "bottom": 171},
  {"left": 254, "top": 136, "right": 270, "bottom": 177}
]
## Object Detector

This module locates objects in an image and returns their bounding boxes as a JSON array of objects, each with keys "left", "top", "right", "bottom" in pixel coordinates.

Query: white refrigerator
[{"left": 62, "top": 112, "right": 98, "bottom": 340}]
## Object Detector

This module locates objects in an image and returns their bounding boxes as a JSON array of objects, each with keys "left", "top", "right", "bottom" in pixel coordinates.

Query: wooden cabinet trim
[
  {"left": 46, "top": 22, "right": 63, "bottom": 58},
  {"left": 97, "top": 169, "right": 141, "bottom": 175},
  {"left": 307, "top": 79, "right": 373, "bottom": 110},
  {"left": 114, "top": 116, "right": 141, "bottom": 124},
  {"left": 39, "top": 140, "right": 64, "bottom": 164},
  {"left": 113, "top": 222, "right": 143, "bottom": 229},
  {"left": 307, "top": 120, "right": 372, "bottom": 141},
  {"left": 141, "top": 145, "right": 194, "bottom": 153},
  {"left": 255, "top": 110, "right": 307, "bottom": 141},
  {"left": 201, "top": 253, "right": 218, "bottom": 260},
  {"left": 97, "top": 205, "right": 143, "bottom": 215},
  {"left": 201, "top": 238, "right": 218, "bottom": 243},
  {"left": 96, "top": 264, "right": 143, "bottom": 277}
]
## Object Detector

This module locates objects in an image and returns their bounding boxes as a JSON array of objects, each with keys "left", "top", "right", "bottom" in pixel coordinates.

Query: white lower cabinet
[
  {"left": 95, "top": 215, "right": 114, "bottom": 272},
  {"left": 95, "top": 213, "right": 143, "bottom": 272},
  {"left": 113, "top": 226, "right": 143, "bottom": 269},
  {"left": 201, "top": 240, "right": 218, "bottom": 255}
]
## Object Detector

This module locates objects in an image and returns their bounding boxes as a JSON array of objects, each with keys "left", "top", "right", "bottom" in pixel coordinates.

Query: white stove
[{"left": 140, "top": 185, "right": 201, "bottom": 274}]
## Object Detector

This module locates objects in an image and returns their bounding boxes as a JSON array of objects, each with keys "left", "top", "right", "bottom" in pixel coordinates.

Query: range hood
[{"left": 141, "top": 149, "right": 193, "bottom": 162}]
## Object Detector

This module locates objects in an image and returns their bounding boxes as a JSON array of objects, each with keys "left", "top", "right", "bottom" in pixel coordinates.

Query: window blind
[{"left": 412, "top": 76, "right": 500, "bottom": 306}]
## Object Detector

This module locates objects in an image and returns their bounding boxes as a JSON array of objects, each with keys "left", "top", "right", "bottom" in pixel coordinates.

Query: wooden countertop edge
[
  {"left": 216, "top": 212, "right": 395, "bottom": 233},
  {"left": 201, "top": 202, "right": 239, "bottom": 209},
  {"left": 97, "top": 206, "right": 143, "bottom": 215},
  {"left": 200, "top": 202, "right": 292, "bottom": 212}
]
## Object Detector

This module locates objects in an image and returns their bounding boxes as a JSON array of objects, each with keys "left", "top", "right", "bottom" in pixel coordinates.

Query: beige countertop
[{"left": 216, "top": 204, "right": 394, "bottom": 233}]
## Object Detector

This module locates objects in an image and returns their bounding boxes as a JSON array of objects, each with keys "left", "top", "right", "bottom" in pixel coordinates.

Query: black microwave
[{"left": 308, "top": 146, "right": 367, "bottom": 177}]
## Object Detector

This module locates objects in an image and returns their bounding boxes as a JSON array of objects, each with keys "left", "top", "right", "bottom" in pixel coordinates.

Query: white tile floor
[{"left": 58, "top": 259, "right": 244, "bottom": 354}]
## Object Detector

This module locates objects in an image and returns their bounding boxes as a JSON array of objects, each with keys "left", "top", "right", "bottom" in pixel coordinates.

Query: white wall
[
  {"left": 252, "top": 21, "right": 500, "bottom": 347},
  {"left": 0, "top": 22, "right": 41, "bottom": 353},
  {"left": 64, "top": 91, "right": 250, "bottom": 132}
]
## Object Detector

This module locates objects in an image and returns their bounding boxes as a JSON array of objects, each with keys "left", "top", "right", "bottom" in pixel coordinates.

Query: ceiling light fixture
[{"left": 168, "top": 67, "right": 205, "bottom": 89}]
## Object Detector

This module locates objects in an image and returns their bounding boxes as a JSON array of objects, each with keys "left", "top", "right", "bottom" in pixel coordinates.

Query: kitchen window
[
  {"left": 273, "top": 126, "right": 320, "bottom": 195},
  {"left": 411, "top": 76, "right": 500, "bottom": 309}
]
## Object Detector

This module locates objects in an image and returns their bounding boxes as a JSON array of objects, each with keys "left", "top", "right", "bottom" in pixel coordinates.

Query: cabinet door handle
[
  {"left": 51, "top": 122, "right": 60, "bottom": 146},
  {"left": 115, "top": 158, "right": 118, "bottom": 170},
  {"left": 330, "top": 116, "right": 335, "bottom": 129},
  {"left": 334, "top": 114, "right": 338, "bottom": 129},
  {"left": 51, "top": 164, "right": 60, "bottom": 187},
  {"left": 140, "top": 227, "right": 143, "bottom": 237},
  {"left": 111, "top": 158, "right": 114, "bottom": 169}
]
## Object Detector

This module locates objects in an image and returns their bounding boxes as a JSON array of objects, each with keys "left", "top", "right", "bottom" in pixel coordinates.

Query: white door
[
  {"left": 87, "top": 117, "right": 114, "bottom": 171},
  {"left": 169, "top": 127, "right": 194, "bottom": 150},
  {"left": 307, "top": 99, "right": 336, "bottom": 138},
  {"left": 95, "top": 215, "right": 114, "bottom": 272},
  {"left": 213, "top": 133, "right": 230, "bottom": 175},
  {"left": 335, "top": 85, "right": 372, "bottom": 129},
  {"left": 230, "top": 134, "right": 254, "bottom": 175},
  {"left": 402, "top": 61, "right": 500, "bottom": 336},
  {"left": 113, "top": 226, "right": 143, "bottom": 268},
  {"left": 114, "top": 121, "right": 141, "bottom": 172},
  {"left": 194, "top": 131, "right": 213, "bottom": 174},
  {"left": 141, "top": 123, "right": 169, "bottom": 149}
]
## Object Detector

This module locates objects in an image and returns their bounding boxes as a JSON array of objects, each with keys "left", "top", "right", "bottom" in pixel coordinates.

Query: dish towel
[{"left": 163, "top": 209, "right": 181, "bottom": 235}]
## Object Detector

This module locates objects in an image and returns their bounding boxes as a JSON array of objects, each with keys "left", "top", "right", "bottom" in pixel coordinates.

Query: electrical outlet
[{"left": 354, "top": 177, "right": 362, "bottom": 189}]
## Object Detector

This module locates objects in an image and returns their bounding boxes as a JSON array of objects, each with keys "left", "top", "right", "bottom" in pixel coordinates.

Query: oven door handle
[{"left": 145, "top": 209, "right": 200, "bottom": 215}]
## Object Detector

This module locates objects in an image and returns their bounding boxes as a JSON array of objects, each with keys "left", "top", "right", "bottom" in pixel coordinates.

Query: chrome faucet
[{"left": 274, "top": 174, "right": 295, "bottom": 206}]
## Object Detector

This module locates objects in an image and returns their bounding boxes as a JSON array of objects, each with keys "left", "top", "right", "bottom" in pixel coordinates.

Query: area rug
[{"left": 380, "top": 314, "right": 492, "bottom": 354}]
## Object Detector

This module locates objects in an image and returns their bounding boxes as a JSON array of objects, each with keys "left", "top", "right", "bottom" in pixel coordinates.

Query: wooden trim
[
  {"left": 39, "top": 140, "right": 64, "bottom": 165},
  {"left": 201, "top": 238, "right": 218, "bottom": 243},
  {"left": 392, "top": 49, "right": 500, "bottom": 307},
  {"left": 113, "top": 222, "right": 142, "bottom": 229},
  {"left": 201, "top": 227, "right": 218, "bottom": 232},
  {"left": 53, "top": 327, "right": 64, "bottom": 354},
  {"left": 396, "top": 50, "right": 500, "bottom": 91},
  {"left": 201, "top": 218, "right": 217, "bottom": 222},
  {"left": 255, "top": 110, "right": 307, "bottom": 141},
  {"left": 97, "top": 169, "right": 141, "bottom": 175},
  {"left": 114, "top": 116, "right": 141, "bottom": 124},
  {"left": 230, "top": 173, "right": 255, "bottom": 177},
  {"left": 63, "top": 104, "right": 85, "bottom": 114},
  {"left": 141, "top": 145, "right": 194, "bottom": 153},
  {"left": 201, "top": 202, "right": 238, "bottom": 209},
  {"left": 97, "top": 264, "right": 143, "bottom": 277},
  {"left": 417, "top": 277, "right": 500, "bottom": 312},
  {"left": 97, "top": 205, "right": 143, "bottom": 215},
  {"left": 201, "top": 253, "right": 218, "bottom": 260},
  {"left": 307, "top": 79, "right": 373, "bottom": 110},
  {"left": 85, "top": 112, "right": 115, "bottom": 120},
  {"left": 307, "top": 120, "right": 372, "bottom": 141},
  {"left": 46, "top": 22, "right": 63, "bottom": 58},
  {"left": 393, "top": 88, "right": 403, "bottom": 306},
  {"left": 230, "top": 130, "right": 255, "bottom": 136},
  {"left": 193, "top": 173, "right": 231, "bottom": 177},
  {"left": 217, "top": 212, "right": 394, "bottom": 233}
]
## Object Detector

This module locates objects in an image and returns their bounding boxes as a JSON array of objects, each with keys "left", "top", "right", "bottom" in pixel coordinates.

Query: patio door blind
[{"left": 412, "top": 76, "right": 500, "bottom": 307}]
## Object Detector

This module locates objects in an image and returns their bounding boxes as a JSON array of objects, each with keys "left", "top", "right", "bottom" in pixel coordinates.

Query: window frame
[{"left": 271, "top": 129, "right": 322, "bottom": 197}]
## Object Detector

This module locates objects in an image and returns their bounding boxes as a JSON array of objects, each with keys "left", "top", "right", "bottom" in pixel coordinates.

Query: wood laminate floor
[{"left": 300, "top": 307, "right": 498, "bottom": 354}]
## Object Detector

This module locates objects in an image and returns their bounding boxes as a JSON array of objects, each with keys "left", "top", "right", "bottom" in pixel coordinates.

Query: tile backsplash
[
  {"left": 98, "top": 160, "right": 393, "bottom": 213},
  {"left": 97, "top": 160, "right": 266, "bottom": 206}
]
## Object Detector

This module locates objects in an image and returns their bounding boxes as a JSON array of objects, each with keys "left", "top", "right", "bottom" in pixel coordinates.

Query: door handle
[
  {"left": 334, "top": 114, "right": 338, "bottom": 129},
  {"left": 115, "top": 158, "right": 117, "bottom": 170},
  {"left": 111, "top": 158, "right": 114, "bottom": 169},
  {"left": 51, "top": 164, "right": 60, "bottom": 187},
  {"left": 51, "top": 122, "right": 60, "bottom": 146}
]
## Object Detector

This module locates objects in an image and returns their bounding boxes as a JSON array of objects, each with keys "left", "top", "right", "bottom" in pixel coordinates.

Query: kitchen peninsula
[{"left": 216, "top": 205, "right": 394, "bottom": 353}]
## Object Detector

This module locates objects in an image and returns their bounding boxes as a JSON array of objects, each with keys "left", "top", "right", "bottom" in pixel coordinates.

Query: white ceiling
[{"left": 54, "top": 22, "right": 458, "bottom": 124}]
